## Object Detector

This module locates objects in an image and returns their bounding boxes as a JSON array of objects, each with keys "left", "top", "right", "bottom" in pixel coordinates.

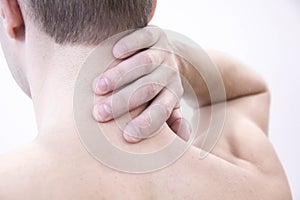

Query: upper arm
[
  {"left": 192, "top": 51, "right": 291, "bottom": 197},
  {"left": 194, "top": 50, "right": 272, "bottom": 162}
]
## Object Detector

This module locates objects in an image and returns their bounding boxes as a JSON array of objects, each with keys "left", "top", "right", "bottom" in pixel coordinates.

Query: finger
[
  {"left": 167, "top": 107, "right": 191, "bottom": 141},
  {"left": 113, "top": 26, "right": 161, "bottom": 59},
  {"left": 93, "top": 50, "right": 163, "bottom": 95},
  {"left": 93, "top": 65, "right": 179, "bottom": 122},
  {"left": 122, "top": 88, "right": 179, "bottom": 143},
  {"left": 93, "top": 74, "right": 165, "bottom": 122},
  {"left": 93, "top": 66, "right": 183, "bottom": 122}
]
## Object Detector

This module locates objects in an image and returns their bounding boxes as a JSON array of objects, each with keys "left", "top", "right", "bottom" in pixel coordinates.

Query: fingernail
[
  {"left": 124, "top": 125, "right": 141, "bottom": 140},
  {"left": 95, "top": 103, "right": 112, "bottom": 121},
  {"left": 96, "top": 77, "right": 110, "bottom": 94},
  {"left": 123, "top": 134, "right": 141, "bottom": 143},
  {"left": 114, "top": 44, "right": 127, "bottom": 58}
]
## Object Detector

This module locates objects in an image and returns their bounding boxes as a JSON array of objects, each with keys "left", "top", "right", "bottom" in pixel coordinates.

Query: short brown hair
[{"left": 21, "top": 0, "right": 154, "bottom": 45}]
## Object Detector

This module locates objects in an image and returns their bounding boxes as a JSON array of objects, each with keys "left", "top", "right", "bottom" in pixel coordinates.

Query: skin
[
  {"left": 0, "top": 0, "right": 292, "bottom": 199},
  {"left": 93, "top": 26, "right": 190, "bottom": 142}
]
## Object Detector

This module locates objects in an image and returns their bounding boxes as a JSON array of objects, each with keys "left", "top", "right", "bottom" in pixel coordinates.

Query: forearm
[{"left": 171, "top": 41, "right": 268, "bottom": 107}]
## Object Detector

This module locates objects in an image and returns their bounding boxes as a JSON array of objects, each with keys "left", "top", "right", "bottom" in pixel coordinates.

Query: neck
[
  {"left": 25, "top": 33, "right": 176, "bottom": 156},
  {"left": 27, "top": 41, "right": 93, "bottom": 150}
]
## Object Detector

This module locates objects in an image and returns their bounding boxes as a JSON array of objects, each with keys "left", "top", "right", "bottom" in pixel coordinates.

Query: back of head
[{"left": 20, "top": 0, "right": 154, "bottom": 45}]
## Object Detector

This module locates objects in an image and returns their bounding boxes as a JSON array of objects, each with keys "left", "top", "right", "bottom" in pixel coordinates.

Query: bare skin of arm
[{"left": 176, "top": 45, "right": 292, "bottom": 199}]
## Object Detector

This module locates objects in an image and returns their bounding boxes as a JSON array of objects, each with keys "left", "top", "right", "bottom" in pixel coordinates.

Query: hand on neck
[{"left": 25, "top": 30, "right": 176, "bottom": 156}]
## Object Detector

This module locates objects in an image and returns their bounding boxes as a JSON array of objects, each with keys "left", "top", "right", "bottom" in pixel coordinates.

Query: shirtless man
[{"left": 0, "top": 0, "right": 291, "bottom": 199}]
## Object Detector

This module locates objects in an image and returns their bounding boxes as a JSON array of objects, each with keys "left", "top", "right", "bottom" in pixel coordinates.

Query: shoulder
[
  {"left": 196, "top": 49, "right": 292, "bottom": 199},
  {"left": 0, "top": 143, "right": 47, "bottom": 199}
]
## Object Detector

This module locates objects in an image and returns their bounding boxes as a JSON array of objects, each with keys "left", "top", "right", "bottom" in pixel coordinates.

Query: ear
[
  {"left": 0, "top": 0, "right": 24, "bottom": 39},
  {"left": 149, "top": 0, "right": 157, "bottom": 22}
]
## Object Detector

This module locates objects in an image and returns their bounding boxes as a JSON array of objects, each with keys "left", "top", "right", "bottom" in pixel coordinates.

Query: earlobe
[{"left": 1, "top": 0, "right": 24, "bottom": 39}]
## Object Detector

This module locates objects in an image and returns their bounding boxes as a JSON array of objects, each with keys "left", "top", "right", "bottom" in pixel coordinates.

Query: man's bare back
[
  {"left": 0, "top": 0, "right": 291, "bottom": 198},
  {"left": 0, "top": 51, "right": 291, "bottom": 200}
]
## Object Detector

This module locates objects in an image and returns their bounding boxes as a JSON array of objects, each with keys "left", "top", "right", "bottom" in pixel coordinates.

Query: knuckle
[
  {"left": 144, "top": 83, "right": 159, "bottom": 99},
  {"left": 173, "top": 79, "right": 184, "bottom": 98},
  {"left": 112, "top": 67, "right": 123, "bottom": 80},
  {"left": 157, "top": 102, "right": 169, "bottom": 120},
  {"left": 170, "top": 54, "right": 178, "bottom": 66},
  {"left": 161, "top": 100, "right": 171, "bottom": 113},
  {"left": 113, "top": 92, "right": 129, "bottom": 113},
  {"left": 164, "top": 67, "right": 179, "bottom": 82},
  {"left": 169, "top": 67, "right": 179, "bottom": 76},
  {"left": 142, "top": 52, "right": 154, "bottom": 65}
]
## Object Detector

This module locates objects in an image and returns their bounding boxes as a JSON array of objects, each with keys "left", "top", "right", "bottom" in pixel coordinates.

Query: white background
[{"left": 0, "top": 0, "right": 299, "bottom": 198}]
